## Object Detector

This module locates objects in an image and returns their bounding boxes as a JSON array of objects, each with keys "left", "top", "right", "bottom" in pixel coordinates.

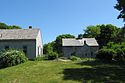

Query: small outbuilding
[
  {"left": 62, "top": 38, "right": 99, "bottom": 58},
  {"left": 0, "top": 28, "right": 43, "bottom": 59}
]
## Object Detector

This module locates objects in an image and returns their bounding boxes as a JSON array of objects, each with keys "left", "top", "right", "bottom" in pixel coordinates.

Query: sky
[{"left": 0, "top": 0, "right": 124, "bottom": 44}]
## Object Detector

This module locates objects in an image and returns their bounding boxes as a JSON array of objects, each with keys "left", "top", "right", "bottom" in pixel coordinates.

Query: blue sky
[{"left": 0, "top": 0, "right": 124, "bottom": 44}]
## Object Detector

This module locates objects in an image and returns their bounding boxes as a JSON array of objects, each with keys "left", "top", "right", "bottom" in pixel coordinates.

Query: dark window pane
[
  {"left": 23, "top": 46, "right": 27, "bottom": 54},
  {"left": 5, "top": 46, "right": 9, "bottom": 50},
  {"left": 91, "top": 52, "right": 93, "bottom": 56}
]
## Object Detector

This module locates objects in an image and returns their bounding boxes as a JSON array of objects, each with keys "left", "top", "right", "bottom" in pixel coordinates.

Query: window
[
  {"left": 23, "top": 46, "right": 27, "bottom": 55},
  {"left": 38, "top": 47, "right": 40, "bottom": 56},
  {"left": 91, "top": 52, "right": 93, "bottom": 56},
  {"left": 85, "top": 53, "right": 87, "bottom": 56},
  {"left": 5, "top": 46, "right": 9, "bottom": 50}
]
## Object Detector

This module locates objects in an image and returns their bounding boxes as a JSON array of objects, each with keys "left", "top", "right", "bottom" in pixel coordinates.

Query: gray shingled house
[
  {"left": 0, "top": 28, "right": 43, "bottom": 59},
  {"left": 62, "top": 38, "right": 99, "bottom": 58}
]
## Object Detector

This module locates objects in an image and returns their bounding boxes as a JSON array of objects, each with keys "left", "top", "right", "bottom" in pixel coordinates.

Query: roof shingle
[
  {"left": 0, "top": 29, "right": 39, "bottom": 40},
  {"left": 62, "top": 38, "right": 99, "bottom": 46}
]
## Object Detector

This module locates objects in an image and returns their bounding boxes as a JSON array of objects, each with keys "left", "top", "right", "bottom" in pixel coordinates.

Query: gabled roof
[
  {"left": 0, "top": 29, "right": 40, "bottom": 40},
  {"left": 62, "top": 38, "right": 99, "bottom": 46}
]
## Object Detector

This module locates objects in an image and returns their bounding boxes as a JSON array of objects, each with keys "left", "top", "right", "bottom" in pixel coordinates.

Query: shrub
[
  {"left": 96, "top": 49, "right": 115, "bottom": 61},
  {"left": 0, "top": 49, "right": 28, "bottom": 68},
  {"left": 69, "top": 56, "right": 81, "bottom": 61},
  {"left": 114, "top": 48, "right": 125, "bottom": 61},
  {"left": 48, "top": 51, "right": 58, "bottom": 60},
  {"left": 101, "top": 42, "right": 125, "bottom": 62}
]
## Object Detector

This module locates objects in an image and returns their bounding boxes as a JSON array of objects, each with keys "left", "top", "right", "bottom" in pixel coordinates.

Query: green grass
[{"left": 0, "top": 60, "right": 125, "bottom": 83}]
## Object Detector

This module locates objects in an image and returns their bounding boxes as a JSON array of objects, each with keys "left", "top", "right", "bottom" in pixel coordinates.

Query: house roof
[
  {"left": 62, "top": 38, "right": 99, "bottom": 46},
  {"left": 0, "top": 29, "right": 40, "bottom": 40}
]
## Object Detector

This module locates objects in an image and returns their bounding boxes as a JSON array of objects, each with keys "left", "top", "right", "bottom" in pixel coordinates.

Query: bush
[
  {"left": 101, "top": 42, "right": 125, "bottom": 62},
  {"left": 0, "top": 49, "right": 28, "bottom": 68},
  {"left": 96, "top": 49, "right": 115, "bottom": 61},
  {"left": 69, "top": 56, "right": 81, "bottom": 61},
  {"left": 114, "top": 48, "right": 125, "bottom": 61},
  {"left": 48, "top": 51, "right": 58, "bottom": 60}
]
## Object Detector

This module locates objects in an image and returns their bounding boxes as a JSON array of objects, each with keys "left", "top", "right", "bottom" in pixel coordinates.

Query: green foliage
[
  {"left": 0, "top": 22, "right": 9, "bottom": 29},
  {"left": 114, "top": 0, "right": 125, "bottom": 21},
  {"left": 43, "top": 41, "right": 58, "bottom": 59},
  {"left": 69, "top": 56, "right": 81, "bottom": 61},
  {"left": 43, "top": 44, "right": 48, "bottom": 54},
  {"left": 48, "top": 51, "right": 58, "bottom": 60},
  {"left": 117, "top": 26, "right": 125, "bottom": 42},
  {"left": 83, "top": 25, "right": 100, "bottom": 38},
  {"left": 98, "top": 42, "right": 125, "bottom": 62},
  {"left": 96, "top": 24, "right": 119, "bottom": 48},
  {"left": 0, "top": 49, "right": 28, "bottom": 68},
  {"left": 96, "top": 49, "right": 115, "bottom": 61},
  {"left": 104, "top": 42, "right": 125, "bottom": 50},
  {"left": 82, "top": 24, "right": 119, "bottom": 48},
  {"left": 114, "top": 48, "right": 124, "bottom": 61},
  {"left": 43, "top": 42, "right": 55, "bottom": 54},
  {"left": 77, "top": 34, "right": 83, "bottom": 39},
  {"left": 9, "top": 25, "right": 21, "bottom": 29},
  {"left": 0, "top": 22, "right": 21, "bottom": 29}
]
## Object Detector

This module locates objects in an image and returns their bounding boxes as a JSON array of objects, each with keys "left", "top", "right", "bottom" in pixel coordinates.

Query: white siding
[
  {"left": 36, "top": 31, "right": 43, "bottom": 57},
  {"left": 0, "top": 40, "right": 36, "bottom": 59},
  {"left": 62, "top": 45, "right": 99, "bottom": 58}
]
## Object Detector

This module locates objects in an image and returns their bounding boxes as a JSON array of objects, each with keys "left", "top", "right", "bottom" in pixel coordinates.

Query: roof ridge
[{"left": 62, "top": 38, "right": 99, "bottom": 46}]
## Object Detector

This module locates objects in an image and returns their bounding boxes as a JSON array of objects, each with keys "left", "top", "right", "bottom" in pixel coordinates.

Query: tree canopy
[
  {"left": 0, "top": 22, "right": 8, "bottom": 29},
  {"left": 9, "top": 25, "right": 21, "bottom": 29},
  {"left": 83, "top": 25, "right": 100, "bottom": 38},
  {"left": 80, "top": 24, "right": 119, "bottom": 48},
  {"left": 96, "top": 24, "right": 119, "bottom": 47},
  {"left": 114, "top": 0, "right": 125, "bottom": 21},
  {"left": 0, "top": 22, "right": 21, "bottom": 29}
]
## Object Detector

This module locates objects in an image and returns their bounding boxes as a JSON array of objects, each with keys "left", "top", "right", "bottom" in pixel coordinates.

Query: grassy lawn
[{"left": 0, "top": 60, "right": 125, "bottom": 83}]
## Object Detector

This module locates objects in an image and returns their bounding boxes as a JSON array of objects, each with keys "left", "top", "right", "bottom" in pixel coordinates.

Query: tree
[
  {"left": 83, "top": 25, "right": 100, "bottom": 38},
  {"left": 81, "top": 24, "right": 119, "bottom": 48},
  {"left": 77, "top": 34, "right": 83, "bottom": 39},
  {"left": 0, "top": 22, "right": 21, "bottom": 29},
  {"left": 43, "top": 41, "right": 55, "bottom": 54},
  {"left": 43, "top": 44, "right": 48, "bottom": 54},
  {"left": 116, "top": 25, "right": 125, "bottom": 42},
  {"left": 55, "top": 34, "right": 75, "bottom": 55},
  {"left": 100, "top": 42, "right": 125, "bottom": 61},
  {"left": 96, "top": 24, "right": 119, "bottom": 48},
  {"left": 9, "top": 25, "right": 21, "bottom": 29},
  {"left": 96, "top": 48, "right": 115, "bottom": 61},
  {"left": 114, "top": 0, "right": 125, "bottom": 21},
  {"left": 0, "top": 22, "right": 8, "bottom": 29}
]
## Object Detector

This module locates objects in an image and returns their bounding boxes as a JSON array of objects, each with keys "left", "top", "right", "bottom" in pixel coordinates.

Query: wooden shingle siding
[{"left": 62, "top": 38, "right": 99, "bottom": 58}]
